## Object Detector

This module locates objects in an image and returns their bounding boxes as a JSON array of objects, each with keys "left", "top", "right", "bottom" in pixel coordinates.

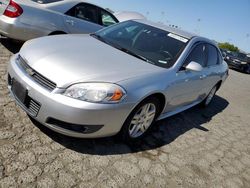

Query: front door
[{"left": 163, "top": 43, "right": 208, "bottom": 113}]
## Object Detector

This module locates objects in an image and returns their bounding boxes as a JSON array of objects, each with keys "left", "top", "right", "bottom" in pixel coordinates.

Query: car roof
[
  {"left": 135, "top": 19, "right": 197, "bottom": 40},
  {"left": 114, "top": 11, "right": 146, "bottom": 22}
]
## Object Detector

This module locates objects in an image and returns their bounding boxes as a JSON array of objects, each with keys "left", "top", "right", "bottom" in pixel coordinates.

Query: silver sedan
[
  {"left": 0, "top": 0, "right": 145, "bottom": 41},
  {"left": 7, "top": 20, "right": 228, "bottom": 142}
]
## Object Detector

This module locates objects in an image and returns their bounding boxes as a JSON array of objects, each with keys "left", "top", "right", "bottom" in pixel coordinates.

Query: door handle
[{"left": 66, "top": 20, "right": 74, "bottom": 26}]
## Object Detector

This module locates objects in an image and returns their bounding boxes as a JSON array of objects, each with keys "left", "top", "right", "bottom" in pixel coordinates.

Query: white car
[{"left": 0, "top": 0, "right": 145, "bottom": 41}]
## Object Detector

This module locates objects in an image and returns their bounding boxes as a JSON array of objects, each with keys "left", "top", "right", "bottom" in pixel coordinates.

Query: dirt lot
[{"left": 0, "top": 39, "right": 250, "bottom": 188}]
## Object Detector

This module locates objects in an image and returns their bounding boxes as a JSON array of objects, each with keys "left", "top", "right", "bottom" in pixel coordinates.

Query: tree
[{"left": 218, "top": 42, "right": 239, "bottom": 52}]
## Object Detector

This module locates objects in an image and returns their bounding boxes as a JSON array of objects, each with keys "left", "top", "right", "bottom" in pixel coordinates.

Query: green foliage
[{"left": 218, "top": 42, "right": 239, "bottom": 52}]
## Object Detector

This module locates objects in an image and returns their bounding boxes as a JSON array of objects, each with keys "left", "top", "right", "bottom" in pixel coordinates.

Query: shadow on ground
[
  {"left": 31, "top": 95, "right": 229, "bottom": 155},
  {"left": 0, "top": 38, "right": 23, "bottom": 53}
]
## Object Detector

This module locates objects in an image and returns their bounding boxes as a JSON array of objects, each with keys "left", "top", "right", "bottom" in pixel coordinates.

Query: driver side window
[{"left": 184, "top": 44, "right": 206, "bottom": 68}]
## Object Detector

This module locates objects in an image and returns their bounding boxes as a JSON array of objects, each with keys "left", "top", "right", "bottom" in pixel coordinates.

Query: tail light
[{"left": 3, "top": 0, "right": 23, "bottom": 18}]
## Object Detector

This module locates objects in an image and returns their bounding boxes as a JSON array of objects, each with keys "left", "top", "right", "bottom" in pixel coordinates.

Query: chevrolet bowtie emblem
[{"left": 26, "top": 68, "right": 35, "bottom": 76}]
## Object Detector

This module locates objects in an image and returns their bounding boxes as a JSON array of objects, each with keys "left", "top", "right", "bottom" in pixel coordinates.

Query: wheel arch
[
  {"left": 216, "top": 80, "right": 223, "bottom": 91},
  {"left": 118, "top": 92, "right": 166, "bottom": 140},
  {"left": 127, "top": 92, "right": 166, "bottom": 120},
  {"left": 48, "top": 31, "right": 67, "bottom": 35}
]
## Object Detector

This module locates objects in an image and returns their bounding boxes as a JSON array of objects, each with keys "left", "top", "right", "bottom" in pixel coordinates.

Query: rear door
[
  {"left": 0, "top": 0, "right": 9, "bottom": 15},
  {"left": 64, "top": 3, "right": 103, "bottom": 34}
]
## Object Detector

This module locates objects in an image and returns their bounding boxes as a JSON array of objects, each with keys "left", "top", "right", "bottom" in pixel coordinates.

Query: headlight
[
  {"left": 64, "top": 83, "right": 126, "bottom": 103},
  {"left": 241, "top": 62, "right": 247, "bottom": 65}
]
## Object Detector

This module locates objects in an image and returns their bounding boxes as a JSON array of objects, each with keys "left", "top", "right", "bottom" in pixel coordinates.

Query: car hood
[{"left": 20, "top": 34, "right": 163, "bottom": 88}]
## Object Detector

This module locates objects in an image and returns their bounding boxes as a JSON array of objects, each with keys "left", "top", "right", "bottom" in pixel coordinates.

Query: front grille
[
  {"left": 18, "top": 55, "right": 57, "bottom": 91},
  {"left": 9, "top": 74, "right": 41, "bottom": 117}
]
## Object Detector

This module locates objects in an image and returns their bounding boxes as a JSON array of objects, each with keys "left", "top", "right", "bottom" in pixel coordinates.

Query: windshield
[
  {"left": 93, "top": 21, "right": 189, "bottom": 68},
  {"left": 237, "top": 52, "right": 247, "bottom": 60}
]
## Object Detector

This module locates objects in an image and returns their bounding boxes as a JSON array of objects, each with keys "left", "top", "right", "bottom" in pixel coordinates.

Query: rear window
[
  {"left": 207, "top": 44, "right": 218, "bottom": 66},
  {"left": 31, "top": 0, "right": 62, "bottom": 4}
]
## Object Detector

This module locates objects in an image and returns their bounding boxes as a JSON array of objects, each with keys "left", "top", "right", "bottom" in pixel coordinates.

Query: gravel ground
[{"left": 0, "top": 39, "right": 250, "bottom": 188}]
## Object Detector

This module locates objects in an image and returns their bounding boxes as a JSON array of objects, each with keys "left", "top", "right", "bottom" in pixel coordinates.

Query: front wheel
[{"left": 120, "top": 97, "right": 160, "bottom": 142}]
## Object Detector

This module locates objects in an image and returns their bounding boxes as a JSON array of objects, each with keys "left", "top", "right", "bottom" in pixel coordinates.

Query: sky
[{"left": 91, "top": 0, "right": 250, "bottom": 53}]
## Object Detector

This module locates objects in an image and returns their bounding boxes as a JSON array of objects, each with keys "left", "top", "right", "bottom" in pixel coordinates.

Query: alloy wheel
[{"left": 128, "top": 103, "right": 156, "bottom": 138}]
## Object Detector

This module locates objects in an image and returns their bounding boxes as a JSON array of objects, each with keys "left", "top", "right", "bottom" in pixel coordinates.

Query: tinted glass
[
  {"left": 101, "top": 10, "right": 118, "bottom": 27},
  {"left": 207, "top": 45, "right": 218, "bottom": 66},
  {"left": 185, "top": 44, "right": 206, "bottom": 67},
  {"left": 77, "top": 5, "right": 98, "bottom": 23},
  {"left": 94, "top": 21, "right": 189, "bottom": 68},
  {"left": 218, "top": 51, "right": 223, "bottom": 64},
  {"left": 67, "top": 4, "right": 98, "bottom": 24},
  {"left": 236, "top": 52, "right": 247, "bottom": 61}
]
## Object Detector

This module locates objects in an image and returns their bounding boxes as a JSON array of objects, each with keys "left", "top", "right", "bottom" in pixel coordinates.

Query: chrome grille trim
[{"left": 17, "top": 55, "right": 57, "bottom": 91}]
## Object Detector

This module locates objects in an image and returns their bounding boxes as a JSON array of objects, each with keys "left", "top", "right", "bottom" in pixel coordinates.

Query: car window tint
[
  {"left": 101, "top": 10, "right": 118, "bottom": 27},
  {"left": 218, "top": 51, "right": 223, "bottom": 64},
  {"left": 207, "top": 44, "right": 218, "bottom": 66},
  {"left": 185, "top": 44, "right": 206, "bottom": 67},
  {"left": 68, "top": 4, "right": 99, "bottom": 24}
]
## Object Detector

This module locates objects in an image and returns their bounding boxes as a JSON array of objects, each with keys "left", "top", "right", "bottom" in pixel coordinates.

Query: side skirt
[{"left": 157, "top": 100, "right": 202, "bottom": 121}]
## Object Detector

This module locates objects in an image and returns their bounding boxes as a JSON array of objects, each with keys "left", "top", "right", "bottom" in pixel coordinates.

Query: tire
[
  {"left": 120, "top": 97, "right": 161, "bottom": 142},
  {"left": 201, "top": 85, "right": 217, "bottom": 107},
  {"left": 245, "top": 64, "right": 250, "bottom": 74}
]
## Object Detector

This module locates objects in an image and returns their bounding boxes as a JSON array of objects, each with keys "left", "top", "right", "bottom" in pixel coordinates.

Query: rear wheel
[
  {"left": 201, "top": 85, "right": 217, "bottom": 107},
  {"left": 120, "top": 97, "right": 160, "bottom": 142}
]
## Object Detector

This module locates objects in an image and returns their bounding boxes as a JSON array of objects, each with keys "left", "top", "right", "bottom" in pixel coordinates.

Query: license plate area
[{"left": 11, "top": 79, "right": 27, "bottom": 104}]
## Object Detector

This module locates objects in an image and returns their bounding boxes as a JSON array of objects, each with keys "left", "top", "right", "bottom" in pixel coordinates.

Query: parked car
[
  {"left": 225, "top": 51, "right": 250, "bottom": 74},
  {"left": 0, "top": 0, "right": 144, "bottom": 41},
  {"left": 7, "top": 20, "right": 228, "bottom": 141},
  {"left": 114, "top": 11, "right": 146, "bottom": 22}
]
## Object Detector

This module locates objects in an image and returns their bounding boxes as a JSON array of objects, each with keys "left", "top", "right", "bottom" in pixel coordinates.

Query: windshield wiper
[
  {"left": 90, "top": 34, "right": 155, "bottom": 65},
  {"left": 90, "top": 33, "right": 108, "bottom": 44},
  {"left": 121, "top": 48, "right": 155, "bottom": 65},
  {"left": 111, "top": 43, "right": 155, "bottom": 65}
]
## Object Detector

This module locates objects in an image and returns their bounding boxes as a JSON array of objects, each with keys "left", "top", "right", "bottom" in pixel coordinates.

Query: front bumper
[
  {"left": 7, "top": 54, "right": 135, "bottom": 138},
  {"left": 226, "top": 59, "right": 249, "bottom": 71}
]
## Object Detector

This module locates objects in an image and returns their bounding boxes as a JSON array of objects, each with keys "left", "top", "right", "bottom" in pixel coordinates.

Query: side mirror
[{"left": 185, "top": 61, "right": 203, "bottom": 72}]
